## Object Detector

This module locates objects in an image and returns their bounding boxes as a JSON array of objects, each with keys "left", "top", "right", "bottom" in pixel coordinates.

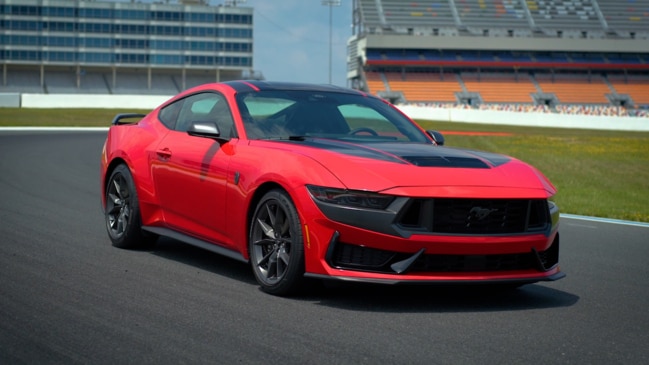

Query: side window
[
  {"left": 158, "top": 99, "right": 183, "bottom": 130},
  {"left": 174, "top": 92, "right": 236, "bottom": 138}
]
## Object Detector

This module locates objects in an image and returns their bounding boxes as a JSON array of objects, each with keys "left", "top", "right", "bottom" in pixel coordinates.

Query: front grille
[{"left": 397, "top": 198, "right": 550, "bottom": 235}]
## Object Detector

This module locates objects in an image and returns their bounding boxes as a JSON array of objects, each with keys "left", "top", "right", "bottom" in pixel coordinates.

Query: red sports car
[{"left": 101, "top": 81, "right": 564, "bottom": 295}]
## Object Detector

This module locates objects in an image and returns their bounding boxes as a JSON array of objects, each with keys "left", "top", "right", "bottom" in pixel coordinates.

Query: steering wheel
[{"left": 348, "top": 127, "right": 379, "bottom": 136}]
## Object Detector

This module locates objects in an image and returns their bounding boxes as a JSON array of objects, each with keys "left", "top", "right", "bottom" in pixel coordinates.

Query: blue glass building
[{"left": 0, "top": 0, "right": 256, "bottom": 94}]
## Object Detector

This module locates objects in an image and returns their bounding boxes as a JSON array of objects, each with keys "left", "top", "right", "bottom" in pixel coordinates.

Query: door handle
[{"left": 156, "top": 148, "right": 172, "bottom": 159}]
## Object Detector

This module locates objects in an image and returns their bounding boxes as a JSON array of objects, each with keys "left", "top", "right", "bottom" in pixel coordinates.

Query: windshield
[{"left": 235, "top": 90, "right": 430, "bottom": 143}]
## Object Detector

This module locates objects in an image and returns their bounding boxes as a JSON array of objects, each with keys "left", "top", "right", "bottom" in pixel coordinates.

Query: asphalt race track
[{"left": 1, "top": 130, "right": 648, "bottom": 364}]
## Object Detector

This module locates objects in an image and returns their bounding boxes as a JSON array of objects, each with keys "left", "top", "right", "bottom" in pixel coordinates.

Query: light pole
[{"left": 321, "top": 0, "right": 341, "bottom": 84}]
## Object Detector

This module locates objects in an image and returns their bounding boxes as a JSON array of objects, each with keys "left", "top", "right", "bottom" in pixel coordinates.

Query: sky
[
  {"left": 239, "top": 0, "right": 353, "bottom": 87},
  {"left": 112, "top": 0, "right": 354, "bottom": 87}
]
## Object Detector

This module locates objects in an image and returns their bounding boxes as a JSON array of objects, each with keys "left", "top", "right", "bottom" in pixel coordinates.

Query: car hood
[{"left": 258, "top": 138, "right": 556, "bottom": 198}]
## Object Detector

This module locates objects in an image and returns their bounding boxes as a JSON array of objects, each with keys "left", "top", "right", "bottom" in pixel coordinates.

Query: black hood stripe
[{"left": 277, "top": 138, "right": 511, "bottom": 168}]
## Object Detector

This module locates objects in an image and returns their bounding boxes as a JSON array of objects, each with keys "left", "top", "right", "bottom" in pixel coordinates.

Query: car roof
[{"left": 222, "top": 80, "right": 367, "bottom": 96}]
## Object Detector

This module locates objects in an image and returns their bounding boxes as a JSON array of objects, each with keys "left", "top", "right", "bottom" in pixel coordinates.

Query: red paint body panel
[{"left": 101, "top": 81, "right": 563, "bottom": 286}]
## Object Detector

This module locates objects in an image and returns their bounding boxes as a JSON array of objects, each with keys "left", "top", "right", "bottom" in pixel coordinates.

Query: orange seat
[{"left": 537, "top": 78, "right": 610, "bottom": 104}]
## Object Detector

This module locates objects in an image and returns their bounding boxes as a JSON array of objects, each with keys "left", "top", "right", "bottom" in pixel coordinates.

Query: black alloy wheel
[
  {"left": 105, "top": 164, "right": 156, "bottom": 249},
  {"left": 249, "top": 189, "right": 305, "bottom": 295}
]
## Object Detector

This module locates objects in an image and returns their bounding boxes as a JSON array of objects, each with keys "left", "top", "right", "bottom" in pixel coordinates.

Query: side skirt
[{"left": 142, "top": 226, "right": 248, "bottom": 263}]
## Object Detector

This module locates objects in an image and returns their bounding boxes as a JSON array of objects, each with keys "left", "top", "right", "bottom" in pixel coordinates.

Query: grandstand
[
  {"left": 0, "top": 0, "right": 259, "bottom": 95},
  {"left": 348, "top": 0, "right": 649, "bottom": 113}
]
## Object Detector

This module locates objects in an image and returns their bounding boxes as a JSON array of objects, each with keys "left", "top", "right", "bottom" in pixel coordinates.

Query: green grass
[
  {"left": 0, "top": 108, "right": 150, "bottom": 127},
  {"left": 1, "top": 108, "right": 647, "bottom": 222}
]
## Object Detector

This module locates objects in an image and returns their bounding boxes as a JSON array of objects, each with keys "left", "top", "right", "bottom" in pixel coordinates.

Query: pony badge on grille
[{"left": 468, "top": 207, "right": 499, "bottom": 222}]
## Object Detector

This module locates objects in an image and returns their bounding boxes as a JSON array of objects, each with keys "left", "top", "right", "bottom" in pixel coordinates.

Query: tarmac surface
[{"left": 1, "top": 130, "right": 648, "bottom": 364}]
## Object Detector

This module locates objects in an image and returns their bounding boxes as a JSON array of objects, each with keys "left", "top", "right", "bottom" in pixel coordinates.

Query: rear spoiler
[{"left": 111, "top": 113, "right": 147, "bottom": 125}]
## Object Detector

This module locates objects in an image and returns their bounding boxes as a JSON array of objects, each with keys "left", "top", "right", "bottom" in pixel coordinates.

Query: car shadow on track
[
  {"left": 298, "top": 281, "right": 579, "bottom": 313},
  {"left": 150, "top": 237, "right": 258, "bottom": 285},
  {"left": 148, "top": 237, "right": 578, "bottom": 312}
]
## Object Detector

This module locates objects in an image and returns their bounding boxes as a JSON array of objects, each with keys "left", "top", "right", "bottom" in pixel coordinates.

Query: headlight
[{"left": 306, "top": 185, "right": 395, "bottom": 210}]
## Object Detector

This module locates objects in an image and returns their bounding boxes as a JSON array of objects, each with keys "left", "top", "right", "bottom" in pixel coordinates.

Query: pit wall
[{"left": 5, "top": 93, "right": 649, "bottom": 132}]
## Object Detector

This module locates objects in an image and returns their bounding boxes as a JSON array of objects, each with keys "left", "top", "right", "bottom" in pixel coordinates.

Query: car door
[{"left": 151, "top": 91, "right": 238, "bottom": 247}]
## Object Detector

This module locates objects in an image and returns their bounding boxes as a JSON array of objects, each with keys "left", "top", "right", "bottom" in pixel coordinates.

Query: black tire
[
  {"left": 104, "top": 164, "right": 156, "bottom": 249},
  {"left": 249, "top": 189, "right": 305, "bottom": 296}
]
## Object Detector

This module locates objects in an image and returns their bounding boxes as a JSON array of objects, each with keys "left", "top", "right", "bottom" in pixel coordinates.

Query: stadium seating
[
  {"left": 111, "top": 72, "right": 178, "bottom": 95},
  {"left": 0, "top": 67, "right": 251, "bottom": 95},
  {"left": 384, "top": 72, "right": 463, "bottom": 102},
  {"left": 608, "top": 76, "right": 649, "bottom": 105},
  {"left": 354, "top": 0, "right": 649, "bottom": 112},
  {"left": 462, "top": 72, "right": 538, "bottom": 104},
  {"left": 598, "top": 0, "right": 649, "bottom": 37},
  {"left": 43, "top": 71, "right": 110, "bottom": 94},
  {"left": 456, "top": 0, "right": 530, "bottom": 31},
  {"left": 528, "top": 0, "right": 603, "bottom": 31},
  {"left": 535, "top": 74, "right": 611, "bottom": 104},
  {"left": 358, "top": 0, "right": 457, "bottom": 33},
  {"left": 0, "top": 70, "right": 45, "bottom": 93},
  {"left": 364, "top": 68, "right": 649, "bottom": 108},
  {"left": 4, "top": 0, "right": 648, "bottom": 114},
  {"left": 78, "top": 73, "right": 112, "bottom": 94},
  {"left": 365, "top": 71, "right": 386, "bottom": 95}
]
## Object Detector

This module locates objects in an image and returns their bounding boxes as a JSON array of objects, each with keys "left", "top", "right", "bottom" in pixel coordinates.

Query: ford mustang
[{"left": 100, "top": 81, "right": 564, "bottom": 295}]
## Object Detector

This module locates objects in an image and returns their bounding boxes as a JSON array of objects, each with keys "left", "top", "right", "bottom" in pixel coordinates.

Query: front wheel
[
  {"left": 249, "top": 189, "right": 305, "bottom": 295},
  {"left": 105, "top": 164, "right": 156, "bottom": 249}
]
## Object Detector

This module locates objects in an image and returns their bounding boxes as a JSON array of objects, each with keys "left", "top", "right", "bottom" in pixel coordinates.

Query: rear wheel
[
  {"left": 249, "top": 189, "right": 305, "bottom": 295},
  {"left": 105, "top": 164, "right": 156, "bottom": 249}
]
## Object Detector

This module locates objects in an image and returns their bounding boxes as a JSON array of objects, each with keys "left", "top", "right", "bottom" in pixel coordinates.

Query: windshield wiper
[{"left": 288, "top": 135, "right": 308, "bottom": 141}]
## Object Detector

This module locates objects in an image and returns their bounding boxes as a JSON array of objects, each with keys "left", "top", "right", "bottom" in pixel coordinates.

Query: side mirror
[
  {"left": 187, "top": 122, "right": 229, "bottom": 143},
  {"left": 426, "top": 130, "right": 445, "bottom": 146}
]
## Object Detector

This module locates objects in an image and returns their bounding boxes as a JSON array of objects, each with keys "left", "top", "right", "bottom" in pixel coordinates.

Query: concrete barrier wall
[
  {"left": 21, "top": 93, "right": 172, "bottom": 110},
  {"left": 397, "top": 105, "right": 649, "bottom": 132},
  {"left": 0, "top": 93, "right": 21, "bottom": 107},
  {"left": 13, "top": 94, "right": 649, "bottom": 131}
]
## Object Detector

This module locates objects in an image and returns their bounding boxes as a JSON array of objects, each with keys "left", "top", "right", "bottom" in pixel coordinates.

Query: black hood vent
[{"left": 401, "top": 156, "right": 490, "bottom": 168}]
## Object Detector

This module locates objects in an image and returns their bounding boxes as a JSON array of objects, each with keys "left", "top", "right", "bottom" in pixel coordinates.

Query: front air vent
[{"left": 329, "top": 240, "right": 560, "bottom": 274}]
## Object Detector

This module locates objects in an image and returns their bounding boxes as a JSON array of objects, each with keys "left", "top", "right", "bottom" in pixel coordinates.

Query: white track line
[{"left": 561, "top": 214, "right": 649, "bottom": 228}]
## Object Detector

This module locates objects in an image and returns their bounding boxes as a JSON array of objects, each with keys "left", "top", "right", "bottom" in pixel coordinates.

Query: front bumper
[
  {"left": 305, "top": 229, "right": 564, "bottom": 285},
  {"left": 327, "top": 231, "right": 560, "bottom": 274},
  {"left": 304, "top": 269, "right": 565, "bottom": 285},
  {"left": 300, "top": 187, "right": 564, "bottom": 285}
]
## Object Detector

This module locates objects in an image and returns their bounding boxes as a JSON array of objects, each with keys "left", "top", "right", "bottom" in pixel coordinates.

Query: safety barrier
[
  {"left": 397, "top": 105, "right": 649, "bottom": 132},
  {"left": 8, "top": 93, "right": 649, "bottom": 132}
]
